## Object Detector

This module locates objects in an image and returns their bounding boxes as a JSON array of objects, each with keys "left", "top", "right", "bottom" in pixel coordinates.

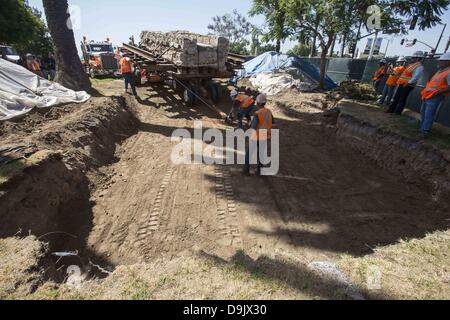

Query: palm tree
[{"left": 42, "top": 0, "right": 91, "bottom": 91}]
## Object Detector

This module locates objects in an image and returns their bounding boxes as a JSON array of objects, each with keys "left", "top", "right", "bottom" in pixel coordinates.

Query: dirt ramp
[{"left": 0, "top": 96, "right": 138, "bottom": 246}]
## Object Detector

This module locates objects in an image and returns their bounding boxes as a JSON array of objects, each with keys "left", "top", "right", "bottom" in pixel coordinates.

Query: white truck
[{"left": 0, "top": 45, "right": 21, "bottom": 64}]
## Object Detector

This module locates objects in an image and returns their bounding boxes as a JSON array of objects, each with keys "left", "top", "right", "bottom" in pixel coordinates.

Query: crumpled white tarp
[
  {"left": 0, "top": 58, "right": 90, "bottom": 121},
  {"left": 249, "top": 71, "right": 317, "bottom": 96}
]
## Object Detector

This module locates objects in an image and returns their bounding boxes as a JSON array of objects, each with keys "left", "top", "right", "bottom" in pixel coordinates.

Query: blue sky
[{"left": 29, "top": 0, "right": 450, "bottom": 57}]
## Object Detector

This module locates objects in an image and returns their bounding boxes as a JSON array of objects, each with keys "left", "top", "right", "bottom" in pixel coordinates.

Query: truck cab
[
  {"left": 0, "top": 45, "right": 21, "bottom": 64},
  {"left": 80, "top": 38, "right": 119, "bottom": 78}
]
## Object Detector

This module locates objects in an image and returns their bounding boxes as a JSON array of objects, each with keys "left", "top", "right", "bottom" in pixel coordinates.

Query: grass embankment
[{"left": 340, "top": 100, "right": 450, "bottom": 150}]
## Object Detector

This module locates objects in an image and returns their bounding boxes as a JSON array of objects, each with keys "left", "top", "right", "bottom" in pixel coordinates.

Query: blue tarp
[{"left": 235, "top": 51, "right": 337, "bottom": 91}]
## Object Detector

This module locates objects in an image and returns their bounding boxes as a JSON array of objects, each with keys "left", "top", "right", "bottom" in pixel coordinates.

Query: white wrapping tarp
[
  {"left": 249, "top": 71, "right": 317, "bottom": 95},
  {"left": 0, "top": 58, "right": 90, "bottom": 121}
]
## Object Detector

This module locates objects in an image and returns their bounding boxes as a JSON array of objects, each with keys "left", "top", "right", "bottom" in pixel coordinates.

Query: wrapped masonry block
[{"left": 140, "top": 30, "right": 229, "bottom": 72}]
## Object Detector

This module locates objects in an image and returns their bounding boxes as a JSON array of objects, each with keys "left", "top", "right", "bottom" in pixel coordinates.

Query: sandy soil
[
  {"left": 1, "top": 79, "right": 448, "bottom": 299},
  {"left": 83, "top": 81, "right": 445, "bottom": 263}
]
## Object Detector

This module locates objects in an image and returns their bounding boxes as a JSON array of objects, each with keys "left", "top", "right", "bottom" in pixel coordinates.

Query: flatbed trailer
[{"left": 121, "top": 43, "right": 234, "bottom": 112}]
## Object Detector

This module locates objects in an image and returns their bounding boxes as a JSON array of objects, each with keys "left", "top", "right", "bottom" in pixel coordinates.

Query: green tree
[
  {"left": 249, "top": 0, "right": 291, "bottom": 53},
  {"left": 208, "top": 9, "right": 254, "bottom": 55},
  {"left": 0, "top": 0, "right": 49, "bottom": 52},
  {"left": 285, "top": 0, "right": 356, "bottom": 88},
  {"left": 229, "top": 42, "right": 250, "bottom": 56},
  {"left": 15, "top": 7, "right": 53, "bottom": 57},
  {"left": 287, "top": 43, "right": 313, "bottom": 57},
  {"left": 284, "top": 0, "right": 450, "bottom": 88},
  {"left": 250, "top": 27, "right": 278, "bottom": 55},
  {"left": 390, "top": 0, "right": 450, "bottom": 30}
]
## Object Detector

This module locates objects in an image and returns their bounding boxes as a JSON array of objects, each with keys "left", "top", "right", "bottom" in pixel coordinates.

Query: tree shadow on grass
[{"left": 198, "top": 250, "right": 392, "bottom": 300}]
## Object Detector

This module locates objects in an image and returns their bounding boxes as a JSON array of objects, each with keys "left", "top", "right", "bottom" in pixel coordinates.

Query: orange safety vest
[
  {"left": 28, "top": 61, "right": 41, "bottom": 72},
  {"left": 252, "top": 107, "right": 273, "bottom": 141},
  {"left": 372, "top": 66, "right": 385, "bottom": 81},
  {"left": 120, "top": 57, "right": 132, "bottom": 73},
  {"left": 397, "top": 62, "right": 422, "bottom": 86},
  {"left": 421, "top": 67, "right": 450, "bottom": 100},
  {"left": 386, "top": 66, "right": 406, "bottom": 86},
  {"left": 236, "top": 95, "right": 255, "bottom": 109}
]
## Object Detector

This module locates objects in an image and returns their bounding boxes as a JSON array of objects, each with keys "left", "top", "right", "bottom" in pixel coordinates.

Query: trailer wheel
[
  {"left": 207, "top": 83, "right": 219, "bottom": 103},
  {"left": 89, "top": 70, "right": 96, "bottom": 79},
  {"left": 213, "top": 83, "right": 222, "bottom": 102},
  {"left": 135, "top": 73, "right": 142, "bottom": 86},
  {"left": 171, "top": 79, "right": 178, "bottom": 93}
]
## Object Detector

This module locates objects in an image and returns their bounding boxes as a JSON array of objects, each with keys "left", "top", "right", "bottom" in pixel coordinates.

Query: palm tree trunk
[{"left": 42, "top": 0, "right": 91, "bottom": 92}]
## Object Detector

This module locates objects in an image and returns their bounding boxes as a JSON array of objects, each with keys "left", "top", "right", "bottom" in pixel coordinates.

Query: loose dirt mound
[
  {"left": 335, "top": 80, "right": 378, "bottom": 101},
  {"left": 0, "top": 96, "right": 138, "bottom": 250}
]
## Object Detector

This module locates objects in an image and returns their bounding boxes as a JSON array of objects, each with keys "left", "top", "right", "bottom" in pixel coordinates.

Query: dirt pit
[{"left": 0, "top": 79, "right": 448, "bottom": 299}]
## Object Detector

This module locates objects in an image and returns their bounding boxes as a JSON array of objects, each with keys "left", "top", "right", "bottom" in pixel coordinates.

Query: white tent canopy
[{"left": 0, "top": 58, "right": 90, "bottom": 121}]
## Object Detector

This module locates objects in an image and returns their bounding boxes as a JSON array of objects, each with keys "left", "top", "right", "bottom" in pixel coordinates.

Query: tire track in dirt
[
  {"left": 200, "top": 117, "right": 245, "bottom": 249},
  {"left": 135, "top": 166, "right": 176, "bottom": 249},
  {"left": 215, "top": 165, "right": 243, "bottom": 248}
]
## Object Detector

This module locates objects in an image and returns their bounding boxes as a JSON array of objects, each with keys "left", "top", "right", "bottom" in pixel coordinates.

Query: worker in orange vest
[
  {"left": 120, "top": 53, "right": 137, "bottom": 97},
  {"left": 228, "top": 89, "right": 255, "bottom": 129},
  {"left": 378, "top": 57, "right": 406, "bottom": 105},
  {"left": 25, "top": 54, "right": 43, "bottom": 77},
  {"left": 372, "top": 59, "right": 387, "bottom": 91},
  {"left": 387, "top": 51, "right": 425, "bottom": 114},
  {"left": 244, "top": 94, "right": 275, "bottom": 176},
  {"left": 419, "top": 52, "right": 450, "bottom": 138}
]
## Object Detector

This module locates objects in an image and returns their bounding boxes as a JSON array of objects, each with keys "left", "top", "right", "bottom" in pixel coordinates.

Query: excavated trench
[
  {"left": 1, "top": 92, "right": 449, "bottom": 286},
  {"left": 0, "top": 96, "right": 139, "bottom": 278},
  {"left": 337, "top": 109, "right": 450, "bottom": 205}
]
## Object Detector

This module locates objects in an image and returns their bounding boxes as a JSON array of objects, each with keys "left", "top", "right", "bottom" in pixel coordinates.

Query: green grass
[
  {"left": 0, "top": 150, "right": 56, "bottom": 186},
  {"left": 0, "top": 159, "right": 26, "bottom": 185},
  {"left": 340, "top": 101, "right": 450, "bottom": 150},
  {"left": 90, "top": 77, "right": 116, "bottom": 85},
  {"left": 338, "top": 230, "right": 450, "bottom": 300}
]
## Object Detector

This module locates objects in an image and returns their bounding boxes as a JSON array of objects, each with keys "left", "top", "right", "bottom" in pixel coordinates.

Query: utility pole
[
  {"left": 435, "top": 24, "right": 447, "bottom": 54},
  {"left": 352, "top": 20, "right": 363, "bottom": 59},
  {"left": 368, "top": 30, "right": 379, "bottom": 60},
  {"left": 384, "top": 38, "right": 391, "bottom": 57}
]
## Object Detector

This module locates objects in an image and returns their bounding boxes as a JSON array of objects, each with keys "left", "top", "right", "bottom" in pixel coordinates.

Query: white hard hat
[
  {"left": 397, "top": 56, "right": 406, "bottom": 62},
  {"left": 256, "top": 94, "right": 267, "bottom": 104},
  {"left": 438, "top": 52, "right": 450, "bottom": 61},
  {"left": 412, "top": 51, "right": 425, "bottom": 58},
  {"left": 230, "top": 89, "right": 238, "bottom": 97}
]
